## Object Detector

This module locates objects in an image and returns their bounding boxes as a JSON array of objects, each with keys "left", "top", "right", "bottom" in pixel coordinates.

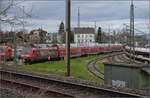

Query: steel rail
[{"left": 0, "top": 69, "right": 146, "bottom": 98}]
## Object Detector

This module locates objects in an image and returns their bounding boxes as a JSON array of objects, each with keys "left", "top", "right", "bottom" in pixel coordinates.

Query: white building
[
  {"left": 46, "top": 33, "right": 58, "bottom": 44},
  {"left": 73, "top": 27, "right": 95, "bottom": 43}
]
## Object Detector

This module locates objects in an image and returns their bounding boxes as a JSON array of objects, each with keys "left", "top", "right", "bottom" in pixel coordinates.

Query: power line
[{"left": 2, "top": 0, "right": 148, "bottom": 1}]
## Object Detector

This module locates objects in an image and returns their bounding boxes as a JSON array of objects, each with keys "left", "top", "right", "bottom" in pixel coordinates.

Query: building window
[
  {"left": 78, "top": 35, "right": 80, "bottom": 38},
  {"left": 82, "top": 35, "right": 84, "bottom": 38},
  {"left": 78, "top": 40, "right": 80, "bottom": 43},
  {"left": 86, "top": 35, "right": 88, "bottom": 38}
]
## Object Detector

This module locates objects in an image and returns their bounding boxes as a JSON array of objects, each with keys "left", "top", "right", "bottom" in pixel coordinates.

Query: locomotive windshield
[
  {"left": 0, "top": 47, "right": 4, "bottom": 53},
  {"left": 22, "top": 48, "right": 32, "bottom": 54}
]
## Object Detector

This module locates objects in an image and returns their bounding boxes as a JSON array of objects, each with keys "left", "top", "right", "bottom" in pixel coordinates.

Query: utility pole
[
  {"left": 95, "top": 21, "right": 97, "bottom": 33},
  {"left": 65, "top": 0, "right": 71, "bottom": 76},
  {"left": 108, "top": 24, "right": 111, "bottom": 44},
  {"left": 77, "top": 1, "right": 80, "bottom": 28},
  {"left": 0, "top": 0, "right": 2, "bottom": 32},
  {"left": 148, "top": 0, "right": 150, "bottom": 65},
  {"left": 11, "top": 22, "right": 17, "bottom": 64},
  {"left": 129, "top": 0, "right": 135, "bottom": 63},
  {"left": 23, "top": 6, "right": 25, "bottom": 45}
]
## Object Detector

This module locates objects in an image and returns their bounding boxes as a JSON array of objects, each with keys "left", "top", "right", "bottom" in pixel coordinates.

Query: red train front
[
  {"left": 0, "top": 46, "right": 12, "bottom": 61},
  {"left": 20, "top": 45, "right": 60, "bottom": 63}
]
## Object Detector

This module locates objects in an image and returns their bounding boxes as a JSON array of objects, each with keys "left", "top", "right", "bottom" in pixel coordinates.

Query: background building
[
  {"left": 58, "top": 21, "right": 65, "bottom": 43},
  {"left": 29, "top": 28, "right": 47, "bottom": 44},
  {"left": 73, "top": 27, "right": 95, "bottom": 44},
  {"left": 46, "top": 33, "right": 58, "bottom": 44}
]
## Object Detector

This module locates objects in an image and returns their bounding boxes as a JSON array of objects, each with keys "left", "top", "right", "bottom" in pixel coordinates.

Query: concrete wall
[
  {"left": 104, "top": 64, "right": 140, "bottom": 90},
  {"left": 140, "top": 71, "right": 150, "bottom": 95}
]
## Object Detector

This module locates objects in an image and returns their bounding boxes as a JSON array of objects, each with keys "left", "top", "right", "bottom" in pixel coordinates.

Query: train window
[
  {"left": 0, "top": 48, "right": 4, "bottom": 52},
  {"left": 40, "top": 50, "right": 45, "bottom": 56},
  {"left": 36, "top": 50, "right": 41, "bottom": 56},
  {"left": 48, "top": 50, "right": 56, "bottom": 56}
]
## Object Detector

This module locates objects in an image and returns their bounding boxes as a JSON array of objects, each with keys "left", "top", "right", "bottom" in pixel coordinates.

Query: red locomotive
[
  {"left": 0, "top": 46, "right": 12, "bottom": 61},
  {"left": 20, "top": 45, "right": 60, "bottom": 63}
]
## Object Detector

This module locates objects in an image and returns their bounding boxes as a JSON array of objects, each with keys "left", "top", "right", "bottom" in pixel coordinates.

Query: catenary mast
[
  {"left": 129, "top": 0, "right": 135, "bottom": 63},
  {"left": 65, "top": 0, "right": 71, "bottom": 76},
  {"left": 77, "top": 1, "right": 80, "bottom": 28}
]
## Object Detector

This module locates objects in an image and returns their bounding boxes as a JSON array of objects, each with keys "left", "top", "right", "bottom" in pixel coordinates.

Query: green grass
[
  {"left": 17, "top": 55, "right": 104, "bottom": 83},
  {"left": 97, "top": 63, "right": 104, "bottom": 73}
]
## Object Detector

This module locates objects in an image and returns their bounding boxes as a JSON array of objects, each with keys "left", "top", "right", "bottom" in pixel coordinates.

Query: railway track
[
  {"left": 0, "top": 69, "right": 146, "bottom": 98},
  {"left": 0, "top": 80, "right": 71, "bottom": 98},
  {"left": 87, "top": 52, "right": 123, "bottom": 80},
  {"left": 109, "top": 53, "right": 144, "bottom": 64},
  {"left": 87, "top": 57, "right": 105, "bottom": 80}
]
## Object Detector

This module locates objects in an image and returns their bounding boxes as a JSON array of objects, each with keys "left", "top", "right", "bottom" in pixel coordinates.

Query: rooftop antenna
[{"left": 77, "top": 0, "right": 80, "bottom": 27}]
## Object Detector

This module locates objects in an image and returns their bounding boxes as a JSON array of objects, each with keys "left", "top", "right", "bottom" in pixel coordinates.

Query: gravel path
[{"left": 0, "top": 89, "right": 24, "bottom": 98}]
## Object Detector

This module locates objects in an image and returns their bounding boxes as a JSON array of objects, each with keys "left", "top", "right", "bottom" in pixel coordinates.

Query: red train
[
  {"left": 0, "top": 44, "right": 123, "bottom": 64},
  {"left": 19, "top": 44, "right": 123, "bottom": 63},
  {"left": 20, "top": 45, "right": 60, "bottom": 63},
  {"left": 0, "top": 46, "right": 12, "bottom": 61}
]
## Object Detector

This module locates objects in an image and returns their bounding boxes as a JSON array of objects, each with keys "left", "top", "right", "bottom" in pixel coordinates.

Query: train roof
[
  {"left": 0, "top": 46, "right": 11, "bottom": 48},
  {"left": 57, "top": 43, "right": 122, "bottom": 48},
  {"left": 135, "top": 48, "right": 150, "bottom": 53},
  {"left": 126, "top": 46, "right": 150, "bottom": 53}
]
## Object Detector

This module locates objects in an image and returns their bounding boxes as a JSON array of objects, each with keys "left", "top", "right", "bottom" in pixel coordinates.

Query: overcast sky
[{"left": 1, "top": 0, "right": 149, "bottom": 34}]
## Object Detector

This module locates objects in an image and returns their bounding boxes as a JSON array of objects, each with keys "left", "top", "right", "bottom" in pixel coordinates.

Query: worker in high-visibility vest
[{"left": 48, "top": 56, "right": 51, "bottom": 63}]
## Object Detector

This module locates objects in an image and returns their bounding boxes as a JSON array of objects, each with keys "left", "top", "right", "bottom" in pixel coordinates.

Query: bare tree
[{"left": 0, "top": 0, "right": 32, "bottom": 26}]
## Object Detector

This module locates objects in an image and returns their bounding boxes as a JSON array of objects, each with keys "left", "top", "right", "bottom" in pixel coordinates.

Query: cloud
[{"left": 1, "top": 0, "right": 149, "bottom": 33}]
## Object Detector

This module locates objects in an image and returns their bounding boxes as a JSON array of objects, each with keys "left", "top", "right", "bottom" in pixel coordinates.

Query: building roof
[
  {"left": 142, "top": 67, "right": 150, "bottom": 75},
  {"left": 30, "top": 28, "right": 47, "bottom": 35},
  {"left": 73, "top": 27, "right": 95, "bottom": 34},
  {"left": 104, "top": 62, "right": 149, "bottom": 68}
]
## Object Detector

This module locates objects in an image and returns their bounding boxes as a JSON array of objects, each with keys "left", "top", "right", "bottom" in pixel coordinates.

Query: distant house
[
  {"left": 29, "top": 28, "right": 47, "bottom": 44},
  {"left": 73, "top": 27, "right": 95, "bottom": 44}
]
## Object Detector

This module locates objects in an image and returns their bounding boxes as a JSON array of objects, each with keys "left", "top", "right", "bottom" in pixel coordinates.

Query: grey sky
[{"left": 1, "top": 0, "right": 149, "bottom": 33}]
